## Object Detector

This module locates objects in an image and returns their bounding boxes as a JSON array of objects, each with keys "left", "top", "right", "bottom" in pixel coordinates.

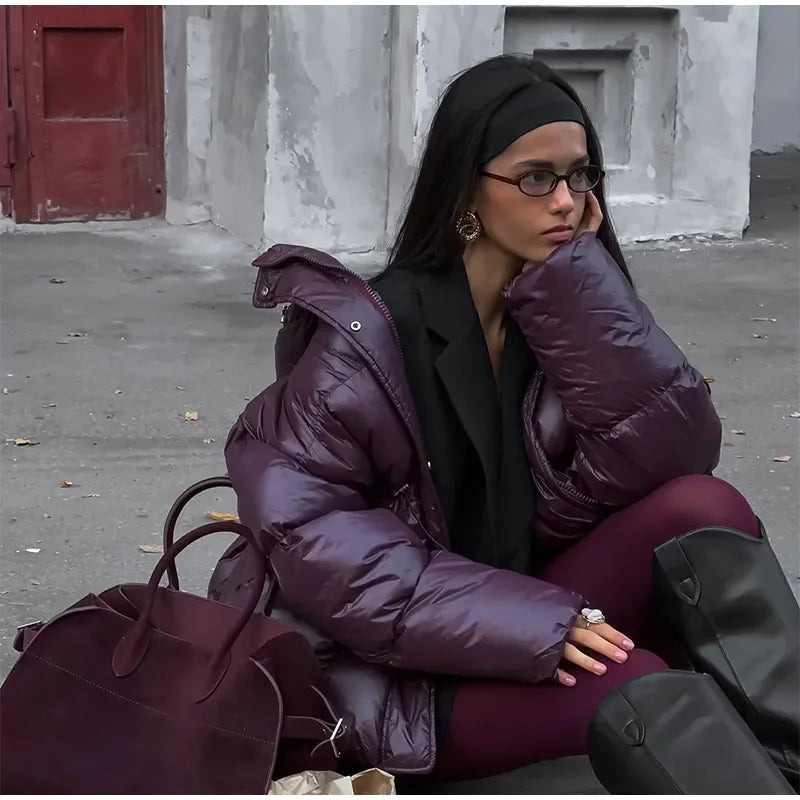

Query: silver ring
[{"left": 581, "top": 607, "right": 606, "bottom": 627}]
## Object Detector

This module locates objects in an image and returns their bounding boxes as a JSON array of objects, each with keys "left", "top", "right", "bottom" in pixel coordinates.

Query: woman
[{"left": 209, "top": 56, "right": 797, "bottom": 788}]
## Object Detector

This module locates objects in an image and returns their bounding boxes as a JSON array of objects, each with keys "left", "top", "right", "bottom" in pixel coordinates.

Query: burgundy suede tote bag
[{"left": 0, "top": 520, "right": 345, "bottom": 794}]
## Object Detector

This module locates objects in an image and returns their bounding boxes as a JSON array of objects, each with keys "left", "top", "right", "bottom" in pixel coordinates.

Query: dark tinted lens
[
  {"left": 519, "top": 171, "right": 557, "bottom": 197},
  {"left": 568, "top": 165, "right": 602, "bottom": 192}
]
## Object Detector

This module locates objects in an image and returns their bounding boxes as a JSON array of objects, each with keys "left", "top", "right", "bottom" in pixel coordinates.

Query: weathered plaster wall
[
  {"left": 262, "top": 6, "right": 392, "bottom": 260},
  {"left": 663, "top": 5, "right": 760, "bottom": 238},
  {"left": 752, "top": 5, "right": 800, "bottom": 154},
  {"left": 164, "top": 5, "right": 763, "bottom": 254},
  {"left": 503, "top": 5, "right": 759, "bottom": 241},
  {"left": 164, "top": 6, "right": 212, "bottom": 225},
  {"left": 386, "top": 6, "right": 504, "bottom": 239},
  {"left": 208, "top": 6, "right": 268, "bottom": 247}
]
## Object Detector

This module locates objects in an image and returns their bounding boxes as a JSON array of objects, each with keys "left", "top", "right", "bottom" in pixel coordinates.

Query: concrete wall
[
  {"left": 164, "top": 6, "right": 212, "bottom": 225},
  {"left": 666, "top": 5, "right": 760, "bottom": 238},
  {"left": 207, "top": 6, "right": 268, "bottom": 247},
  {"left": 504, "top": 5, "right": 760, "bottom": 242},
  {"left": 164, "top": 5, "right": 766, "bottom": 255},
  {"left": 752, "top": 5, "right": 800, "bottom": 154},
  {"left": 387, "top": 6, "right": 504, "bottom": 239},
  {"left": 261, "top": 6, "right": 392, "bottom": 261}
]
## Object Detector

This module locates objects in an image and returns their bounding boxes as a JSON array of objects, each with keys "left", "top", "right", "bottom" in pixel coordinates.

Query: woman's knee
[
  {"left": 647, "top": 475, "right": 760, "bottom": 538},
  {"left": 604, "top": 648, "right": 669, "bottom": 687}
]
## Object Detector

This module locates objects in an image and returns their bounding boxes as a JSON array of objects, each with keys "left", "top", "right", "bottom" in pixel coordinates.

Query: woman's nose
[{"left": 550, "top": 178, "right": 576, "bottom": 214}]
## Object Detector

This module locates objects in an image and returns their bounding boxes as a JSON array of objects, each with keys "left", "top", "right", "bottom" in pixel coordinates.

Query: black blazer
[{"left": 371, "top": 262, "right": 539, "bottom": 574}]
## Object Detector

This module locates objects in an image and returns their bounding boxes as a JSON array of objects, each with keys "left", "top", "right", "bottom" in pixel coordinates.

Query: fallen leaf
[
  {"left": 114, "top": 389, "right": 123, "bottom": 395},
  {"left": 203, "top": 438, "right": 216, "bottom": 445},
  {"left": 49, "top": 278, "right": 66, "bottom": 284},
  {"left": 81, "top": 493, "right": 100, "bottom": 498},
  {"left": 2, "top": 387, "right": 8, "bottom": 395},
  {"left": 176, "top": 386, "right": 185, "bottom": 391},
  {"left": 751, "top": 317, "right": 777, "bottom": 323},
  {"left": 59, "top": 480, "right": 73, "bottom": 488},
  {"left": 138, "top": 544, "right": 164, "bottom": 554},
  {"left": 42, "top": 403, "right": 57, "bottom": 408},
  {"left": 184, "top": 411, "right": 199, "bottom": 421},
  {"left": 10, "top": 438, "right": 40, "bottom": 446},
  {"left": 752, "top": 333, "right": 767, "bottom": 339},
  {"left": 790, "top": 412, "right": 800, "bottom": 418},
  {"left": 67, "top": 332, "right": 87, "bottom": 338},
  {"left": 730, "top": 429, "right": 746, "bottom": 436},
  {"left": 55, "top": 340, "right": 71, "bottom": 344},
  {"left": 207, "top": 511, "right": 239, "bottom": 523},
  {"left": 773, "top": 455, "right": 792, "bottom": 463},
  {"left": 25, "top": 548, "right": 41, "bottom": 554},
  {"left": 703, "top": 376, "right": 715, "bottom": 384}
]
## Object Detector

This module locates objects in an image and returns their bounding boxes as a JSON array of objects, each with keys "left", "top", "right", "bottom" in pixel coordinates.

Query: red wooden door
[
  {"left": 17, "top": 5, "right": 164, "bottom": 222},
  {"left": 0, "top": 7, "right": 13, "bottom": 216}
]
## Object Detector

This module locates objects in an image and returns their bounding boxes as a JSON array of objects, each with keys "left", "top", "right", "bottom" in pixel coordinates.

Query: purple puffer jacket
[{"left": 210, "top": 234, "right": 721, "bottom": 773}]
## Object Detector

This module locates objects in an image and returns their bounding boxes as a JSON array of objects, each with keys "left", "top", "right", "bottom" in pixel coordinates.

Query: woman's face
[{"left": 472, "top": 121, "right": 590, "bottom": 264}]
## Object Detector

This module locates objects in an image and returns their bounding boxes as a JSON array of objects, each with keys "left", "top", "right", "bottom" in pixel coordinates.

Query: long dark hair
[{"left": 386, "top": 55, "right": 632, "bottom": 285}]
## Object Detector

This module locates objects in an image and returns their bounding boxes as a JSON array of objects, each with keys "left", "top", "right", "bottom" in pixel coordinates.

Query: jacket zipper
[
  {"left": 524, "top": 371, "right": 600, "bottom": 510},
  {"left": 265, "top": 253, "right": 446, "bottom": 549},
  {"left": 277, "top": 253, "right": 406, "bottom": 370}
]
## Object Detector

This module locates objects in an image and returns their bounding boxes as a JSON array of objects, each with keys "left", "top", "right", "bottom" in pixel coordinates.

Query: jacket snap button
[
  {"left": 350, "top": 321, "right": 362, "bottom": 332},
  {"left": 260, "top": 285, "right": 270, "bottom": 297}
]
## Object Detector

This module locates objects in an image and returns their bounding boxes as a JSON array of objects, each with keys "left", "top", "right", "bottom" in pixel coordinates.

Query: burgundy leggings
[{"left": 432, "top": 475, "right": 761, "bottom": 781}]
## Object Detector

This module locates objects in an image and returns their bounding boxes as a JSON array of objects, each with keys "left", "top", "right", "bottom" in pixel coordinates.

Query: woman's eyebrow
[{"left": 514, "top": 155, "right": 591, "bottom": 169}]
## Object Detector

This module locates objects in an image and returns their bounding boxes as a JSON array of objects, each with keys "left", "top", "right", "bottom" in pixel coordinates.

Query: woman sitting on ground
[{"left": 209, "top": 55, "right": 798, "bottom": 790}]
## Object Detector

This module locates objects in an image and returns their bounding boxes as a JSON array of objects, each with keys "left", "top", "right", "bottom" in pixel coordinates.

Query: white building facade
[{"left": 163, "top": 5, "right": 800, "bottom": 265}]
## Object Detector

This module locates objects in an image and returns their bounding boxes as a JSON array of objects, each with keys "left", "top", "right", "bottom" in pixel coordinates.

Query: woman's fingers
[
  {"left": 574, "top": 191, "right": 604, "bottom": 239},
  {"left": 558, "top": 618, "right": 637, "bottom": 684},
  {"left": 556, "top": 668, "right": 577, "bottom": 687},
  {"left": 585, "top": 190, "right": 603, "bottom": 233},
  {"left": 563, "top": 642, "right": 608, "bottom": 676},
  {"left": 569, "top": 627, "right": 629, "bottom": 664},
  {"left": 591, "top": 622, "right": 635, "bottom": 652}
]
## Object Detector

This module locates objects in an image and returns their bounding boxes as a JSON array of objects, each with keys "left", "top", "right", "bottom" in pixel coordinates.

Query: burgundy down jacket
[{"left": 210, "top": 234, "right": 721, "bottom": 773}]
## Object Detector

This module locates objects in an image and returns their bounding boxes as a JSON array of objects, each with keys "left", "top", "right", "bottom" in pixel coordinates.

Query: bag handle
[
  {"left": 162, "top": 475, "right": 280, "bottom": 615},
  {"left": 113, "top": 520, "right": 268, "bottom": 702},
  {"left": 162, "top": 475, "right": 233, "bottom": 590}
]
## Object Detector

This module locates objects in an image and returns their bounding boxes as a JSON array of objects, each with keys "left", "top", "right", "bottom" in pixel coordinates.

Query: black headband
[{"left": 480, "top": 80, "right": 585, "bottom": 165}]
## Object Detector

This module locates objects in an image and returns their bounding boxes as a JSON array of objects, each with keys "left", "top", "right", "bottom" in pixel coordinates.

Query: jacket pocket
[{"left": 383, "top": 483, "right": 436, "bottom": 546}]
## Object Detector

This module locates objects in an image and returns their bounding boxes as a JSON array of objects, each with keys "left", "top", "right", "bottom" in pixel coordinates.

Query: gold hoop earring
[{"left": 457, "top": 211, "right": 482, "bottom": 244}]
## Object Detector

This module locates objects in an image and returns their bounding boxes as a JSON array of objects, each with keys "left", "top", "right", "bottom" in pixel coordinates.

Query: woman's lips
[{"left": 542, "top": 228, "right": 573, "bottom": 243}]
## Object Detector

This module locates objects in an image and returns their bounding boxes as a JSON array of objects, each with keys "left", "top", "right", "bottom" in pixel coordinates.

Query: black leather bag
[
  {"left": 587, "top": 670, "right": 792, "bottom": 794},
  {"left": 653, "top": 523, "right": 800, "bottom": 786}
]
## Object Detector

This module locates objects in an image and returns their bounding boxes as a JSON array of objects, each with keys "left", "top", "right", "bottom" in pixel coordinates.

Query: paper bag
[{"left": 268, "top": 768, "right": 395, "bottom": 795}]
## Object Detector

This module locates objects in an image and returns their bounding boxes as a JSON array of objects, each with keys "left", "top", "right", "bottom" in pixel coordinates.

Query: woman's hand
[
  {"left": 573, "top": 190, "right": 603, "bottom": 239},
  {"left": 520, "top": 191, "right": 603, "bottom": 274},
  {"left": 556, "top": 620, "right": 635, "bottom": 687}
]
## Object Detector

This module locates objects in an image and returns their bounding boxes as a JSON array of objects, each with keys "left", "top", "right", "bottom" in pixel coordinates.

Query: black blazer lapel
[{"left": 419, "top": 266, "right": 499, "bottom": 495}]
